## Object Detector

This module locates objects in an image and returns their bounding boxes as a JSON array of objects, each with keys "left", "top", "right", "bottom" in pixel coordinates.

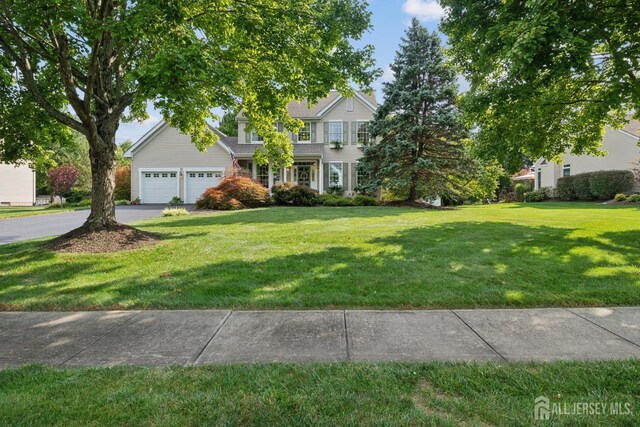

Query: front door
[{"left": 296, "top": 165, "right": 311, "bottom": 186}]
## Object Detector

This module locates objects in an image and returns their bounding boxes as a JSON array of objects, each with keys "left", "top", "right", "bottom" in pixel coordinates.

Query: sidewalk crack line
[
  {"left": 565, "top": 308, "right": 640, "bottom": 349},
  {"left": 451, "top": 310, "right": 508, "bottom": 362},
  {"left": 190, "top": 310, "right": 233, "bottom": 365}
]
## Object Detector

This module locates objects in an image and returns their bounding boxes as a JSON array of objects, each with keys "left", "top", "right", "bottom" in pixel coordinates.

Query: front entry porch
[{"left": 236, "top": 158, "right": 324, "bottom": 193}]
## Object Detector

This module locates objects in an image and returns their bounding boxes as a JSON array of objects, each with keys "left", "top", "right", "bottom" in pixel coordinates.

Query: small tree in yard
[
  {"left": 48, "top": 165, "right": 79, "bottom": 201},
  {"left": 0, "top": 0, "right": 377, "bottom": 247},
  {"left": 358, "top": 19, "right": 472, "bottom": 202}
]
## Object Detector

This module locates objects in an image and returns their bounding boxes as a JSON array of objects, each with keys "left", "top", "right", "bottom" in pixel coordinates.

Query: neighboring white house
[
  {"left": 534, "top": 120, "right": 640, "bottom": 192},
  {"left": 125, "top": 90, "right": 378, "bottom": 204},
  {"left": 0, "top": 162, "right": 36, "bottom": 206}
]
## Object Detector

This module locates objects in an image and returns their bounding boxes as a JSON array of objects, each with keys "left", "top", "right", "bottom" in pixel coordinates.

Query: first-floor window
[
  {"left": 355, "top": 163, "right": 365, "bottom": 187},
  {"left": 537, "top": 169, "right": 542, "bottom": 189},
  {"left": 329, "top": 162, "right": 343, "bottom": 187},
  {"left": 563, "top": 164, "right": 571, "bottom": 177},
  {"left": 273, "top": 167, "right": 282, "bottom": 185},
  {"left": 256, "top": 164, "right": 269, "bottom": 188}
]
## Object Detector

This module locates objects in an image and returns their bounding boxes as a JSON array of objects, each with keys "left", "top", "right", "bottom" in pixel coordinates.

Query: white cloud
[
  {"left": 402, "top": 0, "right": 445, "bottom": 21},
  {"left": 381, "top": 66, "right": 394, "bottom": 83}
]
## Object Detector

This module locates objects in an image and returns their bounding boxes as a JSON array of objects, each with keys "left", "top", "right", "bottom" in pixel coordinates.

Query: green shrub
[
  {"left": 555, "top": 176, "right": 576, "bottom": 200},
  {"left": 572, "top": 174, "right": 593, "bottom": 200},
  {"left": 76, "top": 199, "right": 92, "bottom": 207},
  {"left": 196, "top": 176, "right": 270, "bottom": 210},
  {"left": 628, "top": 194, "right": 640, "bottom": 203},
  {"left": 162, "top": 207, "right": 190, "bottom": 217},
  {"left": 614, "top": 193, "right": 628, "bottom": 202},
  {"left": 115, "top": 199, "right": 130, "bottom": 206},
  {"left": 523, "top": 189, "right": 548, "bottom": 202},
  {"left": 47, "top": 202, "right": 68, "bottom": 208},
  {"left": 326, "top": 185, "right": 344, "bottom": 195},
  {"left": 318, "top": 194, "right": 357, "bottom": 206},
  {"left": 556, "top": 170, "right": 634, "bottom": 200},
  {"left": 353, "top": 195, "right": 378, "bottom": 206},
  {"left": 64, "top": 189, "right": 91, "bottom": 203},
  {"left": 514, "top": 182, "right": 532, "bottom": 201},
  {"left": 588, "top": 170, "right": 635, "bottom": 200},
  {"left": 169, "top": 196, "right": 183, "bottom": 206},
  {"left": 272, "top": 182, "right": 319, "bottom": 206}
]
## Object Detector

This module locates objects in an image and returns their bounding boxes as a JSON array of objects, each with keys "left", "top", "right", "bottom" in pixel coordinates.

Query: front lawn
[
  {"left": 1, "top": 361, "right": 638, "bottom": 426},
  {"left": 0, "top": 206, "right": 87, "bottom": 219},
  {"left": 1, "top": 202, "right": 639, "bottom": 310}
]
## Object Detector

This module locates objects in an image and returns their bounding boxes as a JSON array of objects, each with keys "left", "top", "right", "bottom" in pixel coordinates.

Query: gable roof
[
  {"left": 236, "top": 90, "right": 378, "bottom": 120},
  {"left": 619, "top": 119, "right": 640, "bottom": 139},
  {"left": 123, "top": 121, "right": 233, "bottom": 158}
]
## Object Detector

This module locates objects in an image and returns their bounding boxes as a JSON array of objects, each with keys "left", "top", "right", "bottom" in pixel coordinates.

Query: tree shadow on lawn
[
  {"left": 143, "top": 206, "right": 421, "bottom": 229},
  {"left": 1, "top": 221, "right": 638, "bottom": 310}
]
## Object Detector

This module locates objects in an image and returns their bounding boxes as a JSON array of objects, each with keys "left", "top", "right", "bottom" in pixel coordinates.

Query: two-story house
[{"left": 124, "top": 90, "right": 377, "bottom": 204}]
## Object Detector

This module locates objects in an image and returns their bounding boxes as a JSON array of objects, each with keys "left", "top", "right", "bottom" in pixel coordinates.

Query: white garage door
[
  {"left": 141, "top": 171, "right": 179, "bottom": 204},
  {"left": 185, "top": 170, "right": 223, "bottom": 203}
]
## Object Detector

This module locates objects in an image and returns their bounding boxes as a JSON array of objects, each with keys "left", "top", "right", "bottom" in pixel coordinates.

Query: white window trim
[
  {"left": 297, "top": 122, "right": 312, "bottom": 143},
  {"left": 183, "top": 167, "right": 226, "bottom": 203},
  {"left": 250, "top": 130, "right": 264, "bottom": 144},
  {"left": 562, "top": 164, "right": 571, "bottom": 177},
  {"left": 356, "top": 120, "right": 370, "bottom": 146},
  {"left": 328, "top": 161, "right": 343, "bottom": 187},
  {"left": 328, "top": 120, "right": 344, "bottom": 143},
  {"left": 138, "top": 167, "right": 180, "bottom": 204},
  {"left": 346, "top": 97, "right": 354, "bottom": 111}
]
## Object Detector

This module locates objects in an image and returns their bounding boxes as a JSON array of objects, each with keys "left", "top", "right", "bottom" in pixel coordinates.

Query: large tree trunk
[
  {"left": 407, "top": 180, "right": 418, "bottom": 202},
  {"left": 83, "top": 123, "right": 119, "bottom": 231}
]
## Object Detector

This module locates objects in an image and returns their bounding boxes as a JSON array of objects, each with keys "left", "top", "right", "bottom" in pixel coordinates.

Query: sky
[{"left": 115, "top": 0, "right": 449, "bottom": 145}]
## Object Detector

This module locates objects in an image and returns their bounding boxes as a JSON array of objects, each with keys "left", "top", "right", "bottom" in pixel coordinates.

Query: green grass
[
  {"left": 1, "top": 202, "right": 639, "bottom": 310},
  {"left": 1, "top": 361, "right": 638, "bottom": 426},
  {"left": 0, "top": 206, "right": 86, "bottom": 219}
]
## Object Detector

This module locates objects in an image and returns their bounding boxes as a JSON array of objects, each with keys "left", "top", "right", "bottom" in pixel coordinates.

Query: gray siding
[{"left": 130, "top": 125, "right": 233, "bottom": 201}]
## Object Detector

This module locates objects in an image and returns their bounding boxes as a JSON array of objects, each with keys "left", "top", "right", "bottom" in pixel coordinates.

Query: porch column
[
  {"left": 252, "top": 161, "right": 257, "bottom": 179},
  {"left": 268, "top": 164, "right": 274, "bottom": 188},
  {"left": 319, "top": 160, "right": 324, "bottom": 193}
]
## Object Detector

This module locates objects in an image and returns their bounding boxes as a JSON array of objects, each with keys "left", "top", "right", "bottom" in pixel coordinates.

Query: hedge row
[{"left": 556, "top": 170, "right": 634, "bottom": 200}]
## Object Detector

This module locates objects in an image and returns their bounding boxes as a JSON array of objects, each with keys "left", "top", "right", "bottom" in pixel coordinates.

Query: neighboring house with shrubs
[
  {"left": 0, "top": 162, "right": 36, "bottom": 206},
  {"left": 124, "top": 90, "right": 377, "bottom": 204},
  {"left": 533, "top": 120, "right": 640, "bottom": 193}
]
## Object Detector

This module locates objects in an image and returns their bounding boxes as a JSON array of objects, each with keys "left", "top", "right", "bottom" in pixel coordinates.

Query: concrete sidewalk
[{"left": 1, "top": 308, "right": 639, "bottom": 368}]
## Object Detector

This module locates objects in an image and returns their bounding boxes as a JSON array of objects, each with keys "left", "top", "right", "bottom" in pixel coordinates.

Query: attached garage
[
  {"left": 184, "top": 168, "right": 224, "bottom": 203},
  {"left": 139, "top": 169, "right": 179, "bottom": 204}
]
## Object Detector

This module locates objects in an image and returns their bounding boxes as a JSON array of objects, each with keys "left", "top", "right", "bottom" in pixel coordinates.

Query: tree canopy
[
  {"left": 0, "top": 0, "right": 378, "bottom": 232},
  {"left": 440, "top": 0, "right": 640, "bottom": 171},
  {"left": 358, "top": 19, "right": 472, "bottom": 201}
]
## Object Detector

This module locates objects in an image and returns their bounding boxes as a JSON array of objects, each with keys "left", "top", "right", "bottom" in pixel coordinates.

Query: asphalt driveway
[{"left": 0, "top": 205, "right": 165, "bottom": 245}]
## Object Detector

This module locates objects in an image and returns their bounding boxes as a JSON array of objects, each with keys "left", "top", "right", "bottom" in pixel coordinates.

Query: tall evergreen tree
[
  {"left": 358, "top": 19, "right": 471, "bottom": 202},
  {"left": 219, "top": 109, "right": 239, "bottom": 137}
]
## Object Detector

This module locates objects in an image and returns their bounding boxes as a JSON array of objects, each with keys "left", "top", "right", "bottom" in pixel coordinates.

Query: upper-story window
[
  {"left": 563, "top": 164, "right": 571, "bottom": 177},
  {"left": 356, "top": 121, "right": 370, "bottom": 145},
  {"left": 298, "top": 123, "right": 311, "bottom": 142},
  {"left": 328, "top": 121, "right": 344, "bottom": 142},
  {"left": 250, "top": 130, "right": 264, "bottom": 143},
  {"left": 346, "top": 97, "right": 354, "bottom": 111}
]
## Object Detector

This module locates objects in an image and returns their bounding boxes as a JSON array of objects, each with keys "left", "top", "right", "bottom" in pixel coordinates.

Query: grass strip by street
[
  {"left": 0, "top": 360, "right": 637, "bottom": 426},
  {"left": 0, "top": 206, "right": 87, "bottom": 220}
]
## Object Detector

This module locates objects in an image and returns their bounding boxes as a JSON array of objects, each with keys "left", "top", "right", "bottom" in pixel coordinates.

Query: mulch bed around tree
[
  {"left": 43, "top": 224, "right": 160, "bottom": 253},
  {"left": 381, "top": 200, "right": 457, "bottom": 210}
]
